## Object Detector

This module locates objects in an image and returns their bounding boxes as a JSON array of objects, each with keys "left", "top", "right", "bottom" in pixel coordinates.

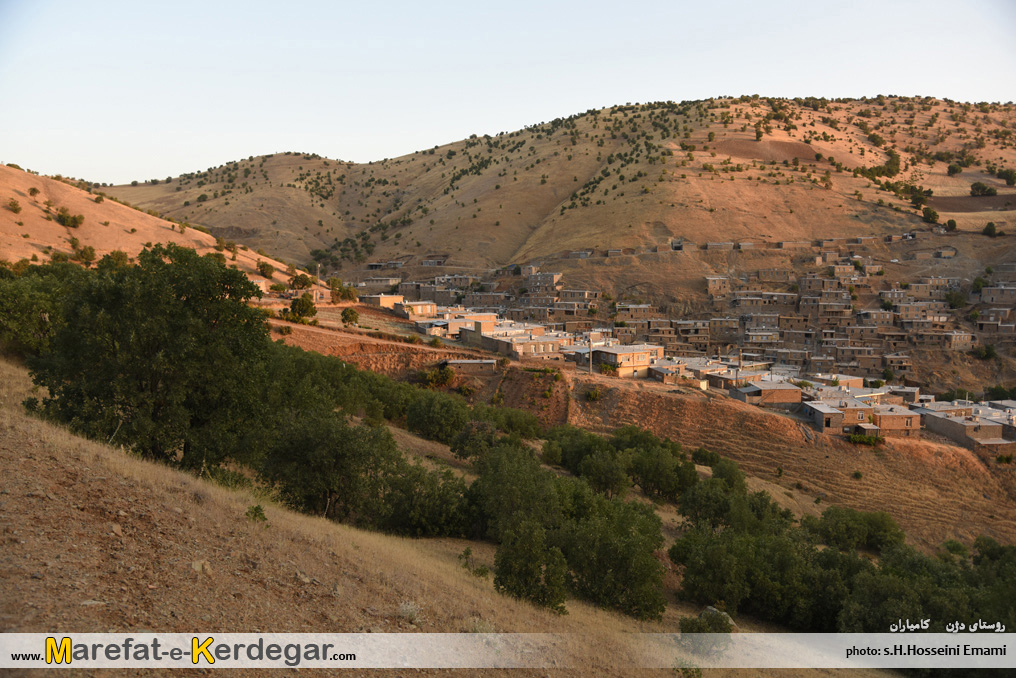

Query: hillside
[
  {"left": 1, "top": 357, "right": 901, "bottom": 677},
  {"left": 102, "top": 96, "right": 1016, "bottom": 278},
  {"left": 272, "top": 319, "right": 1016, "bottom": 552},
  {"left": 0, "top": 164, "right": 311, "bottom": 288}
]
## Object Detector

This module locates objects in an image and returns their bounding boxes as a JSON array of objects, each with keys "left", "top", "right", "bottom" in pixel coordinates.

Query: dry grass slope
[{"left": 100, "top": 96, "right": 1016, "bottom": 277}]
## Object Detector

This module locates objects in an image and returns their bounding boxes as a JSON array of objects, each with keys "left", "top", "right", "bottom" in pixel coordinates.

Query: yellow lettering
[
  {"left": 192, "top": 637, "right": 215, "bottom": 665},
  {"left": 46, "top": 637, "right": 72, "bottom": 665}
]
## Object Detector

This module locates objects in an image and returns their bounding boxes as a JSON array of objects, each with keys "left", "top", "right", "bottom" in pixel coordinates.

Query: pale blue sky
[{"left": 1, "top": 0, "right": 1014, "bottom": 184}]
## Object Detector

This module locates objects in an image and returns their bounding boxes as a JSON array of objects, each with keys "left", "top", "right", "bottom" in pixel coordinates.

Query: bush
[
  {"left": 256, "top": 261, "right": 275, "bottom": 279},
  {"left": 341, "top": 307, "right": 359, "bottom": 325},
  {"left": 945, "top": 290, "right": 966, "bottom": 308},
  {"left": 921, "top": 207, "right": 939, "bottom": 224},
  {"left": 381, "top": 463, "right": 469, "bottom": 537},
  {"left": 416, "top": 365, "right": 454, "bottom": 388},
  {"left": 680, "top": 610, "right": 733, "bottom": 634},
  {"left": 945, "top": 219, "right": 957, "bottom": 231},
  {"left": 494, "top": 520, "right": 568, "bottom": 614},
  {"left": 406, "top": 390, "right": 469, "bottom": 444},
  {"left": 6, "top": 198, "right": 22, "bottom": 214},
  {"left": 847, "top": 434, "right": 884, "bottom": 446},
  {"left": 983, "top": 222, "right": 998, "bottom": 237},
  {"left": 971, "top": 345, "right": 998, "bottom": 360},
  {"left": 55, "top": 207, "right": 84, "bottom": 228},
  {"left": 970, "top": 182, "right": 997, "bottom": 197},
  {"left": 947, "top": 164, "right": 962, "bottom": 176},
  {"left": 691, "top": 447, "right": 721, "bottom": 466},
  {"left": 555, "top": 496, "right": 666, "bottom": 620},
  {"left": 289, "top": 292, "right": 317, "bottom": 319}
]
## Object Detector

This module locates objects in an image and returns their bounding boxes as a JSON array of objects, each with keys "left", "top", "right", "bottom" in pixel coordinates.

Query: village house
[
  {"left": 872, "top": 404, "right": 919, "bottom": 437},
  {"left": 732, "top": 382, "right": 803, "bottom": 408},
  {"left": 589, "top": 344, "right": 665, "bottom": 378}
]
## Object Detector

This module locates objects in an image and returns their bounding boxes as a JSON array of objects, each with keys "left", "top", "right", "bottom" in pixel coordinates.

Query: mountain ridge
[{"left": 99, "top": 95, "right": 1016, "bottom": 275}]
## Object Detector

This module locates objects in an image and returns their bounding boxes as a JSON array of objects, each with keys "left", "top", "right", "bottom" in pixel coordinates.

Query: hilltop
[{"left": 101, "top": 95, "right": 1016, "bottom": 278}]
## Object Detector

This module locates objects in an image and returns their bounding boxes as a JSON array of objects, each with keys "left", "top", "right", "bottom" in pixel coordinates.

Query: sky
[{"left": 1, "top": 0, "right": 1015, "bottom": 185}]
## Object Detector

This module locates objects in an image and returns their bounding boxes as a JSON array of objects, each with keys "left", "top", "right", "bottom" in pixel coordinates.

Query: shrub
[
  {"left": 680, "top": 611, "right": 733, "bottom": 634},
  {"left": 944, "top": 290, "right": 966, "bottom": 308},
  {"left": 494, "top": 520, "right": 568, "bottom": 614},
  {"left": 6, "top": 198, "right": 22, "bottom": 214},
  {"left": 406, "top": 390, "right": 469, "bottom": 444},
  {"left": 921, "top": 207, "right": 939, "bottom": 224},
  {"left": 847, "top": 434, "right": 884, "bottom": 446},
  {"left": 341, "top": 307, "right": 359, "bottom": 325},
  {"left": 983, "top": 222, "right": 998, "bottom": 237},
  {"left": 245, "top": 504, "right": 267, "bottom": 522},
  {"left": 691, "top": 447, "right": 721, "bottom": 466},
  {"left": 289, "top": 292, "right": 317, "bottom": 319},
  {"left": 970, "top": 182, "right": 997, "bottom": 197},
  {"left": 256, "top": 261, "right": 275, "bottom": 279},
  {"left": 55, "top": 207, "right": 84, "bottom": 228}
]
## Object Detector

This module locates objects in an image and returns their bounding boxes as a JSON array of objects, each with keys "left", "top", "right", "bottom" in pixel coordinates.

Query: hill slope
[
  {"left": 0, "top": 165, "right": 304, "bottom": 284},
  {"left": 102, "top": 96, "right": 1016, "bottom": 273}
]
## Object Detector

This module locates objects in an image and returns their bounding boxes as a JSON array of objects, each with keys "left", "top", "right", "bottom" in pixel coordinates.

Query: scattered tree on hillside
[
  {"left": 289, "top": 292, "right": 317, "bottom": 319},
  {"left": 256, "top": 261, "right": 275, "bottom": 279},
  {"left": 970, "top": 182, "right": 997, "bottom": 197}
]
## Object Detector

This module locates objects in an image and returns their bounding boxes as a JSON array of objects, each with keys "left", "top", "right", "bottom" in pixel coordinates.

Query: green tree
[
  {"left": 6, "top": 198, "right": 22, "bottom": 214},
  {"left": 983, "top": 222, "right": 998, "bottom": 237},
  {"left": 0, "top": 263, "right": 86, "bottom": 357},
  {"left": 289, "top": 292, "right": 317, "bottom": 319},
  {"left": 262, "top": 411, "right": 401, "bottom": 521},
  {"left": 55, "top": 207, "right": 84, "bottom": 228},
  {"left": 494, "top": 520, "right": 569, "bottom": 614},
  {"left": 555, "top": 496, "right": 666, "bottom": 620},
  {"left": 578, "top": 448, "right": 629, "bottom": 499},
  {"left": 921, "top": 207, "right": 939, "bottom": 224},
  {"left": 944, "top": 290, "right": 966, "bottom": 308},
  {"left": 947, "top": 164, "right": 962, "bottom": 176},
  {"left": 29, "top": 243, "right": 270, "bottom": 470},
  {"left": 970, "top": 182, "right": 997, "bottom": 197},
  {"left": 406, "top": 390, "right": 469, "bottom": 444},
  {"left": 256, "top": 261, "right": 275, "bottom": 279},
  {"left": 471, "top": 442, "right": 562, "bottom": 541},
  {"left": 290, "top": 273, "right": 313, "bottom": 290},
  {"left": 341, "top": 307, "right": 359, "bottom": 325}
]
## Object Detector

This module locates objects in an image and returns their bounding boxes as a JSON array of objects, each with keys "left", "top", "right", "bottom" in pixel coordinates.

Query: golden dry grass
[{"left": 0, "top": 165, "right": 322, "bottom": 295}]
